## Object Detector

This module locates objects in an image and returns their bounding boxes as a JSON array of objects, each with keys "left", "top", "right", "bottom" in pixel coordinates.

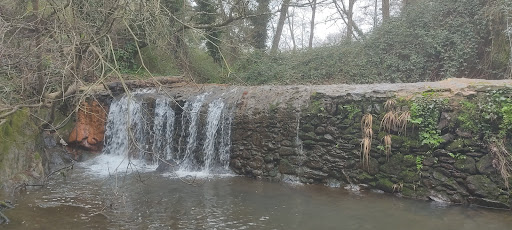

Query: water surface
[{"left": 2, "top": 164, "right": 512, "bottom": 230}]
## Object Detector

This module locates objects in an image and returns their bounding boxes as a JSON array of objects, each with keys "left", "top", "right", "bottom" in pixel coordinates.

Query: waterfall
[
  {"left": 90, "top": 91, "right": 234, "bottom": 177},
  {"left": 178, "top": 93, "right": 208, "bottom": 171},
  {"left": 202, "top": 99, "right": 224, "bottom": 172},
  {"left": 152, "top": 97, "right": 175, "bottom": 164}
]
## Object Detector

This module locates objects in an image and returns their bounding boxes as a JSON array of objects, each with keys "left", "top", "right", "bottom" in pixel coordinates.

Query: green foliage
[
  {"left": 343, "top": 104, "right": 361, "bottom": 120},
  {"left": 448, "top": 152, "right": 466, "bottom": 160},
  {"left": 113, "top": 43, "right": 139, "bottom": 73},
  {"left": 457, "top": 89, "right": 512, "bottom": 139},
  {"left": 409, "top": 95, "right": 445, "bottom": 148},
  {"left": 138, "top": 47, "right": 182, "bottom": 76},
  {"left": 416, "top": 156, "right": 424, "bottom": 172},
  {"left": 231, "top": 0, "right": 508, "bottom": 85}
]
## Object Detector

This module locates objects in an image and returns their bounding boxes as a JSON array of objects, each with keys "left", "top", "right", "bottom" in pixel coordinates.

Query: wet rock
[
  {"left": 468, "top": 197, "right": 511, "bottom": 209},
  {"left": 466, "top": 175, "right": 501, "bottom": 198},
  {"left": 376, "top": 178, "right": 395, "bottom": 193}
]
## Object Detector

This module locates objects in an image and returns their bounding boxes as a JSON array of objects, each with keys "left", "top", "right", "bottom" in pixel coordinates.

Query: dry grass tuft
[
  {"left": 487, "top": 138, "right": 512, "bottom": 189},
  {"left": 384, "top": 99, "right": 397, "bottom": 112},
  {"left": 392, "top": 182, "right": 403, "bottom": 193},
  {"left": 383, "top": 134, "right": 392, "bottom": 161},
  {"left": 380, "top": 111, "right": 397, "bottom": 133},
  {"left": 361, "top": 137, "right": 372, "bottom": 170},
  {"left": 360, "top": 113, "right": 373, "bottom": 171},
  {"left": 397, "top": 111, "right": 411, "bottom": 135}
]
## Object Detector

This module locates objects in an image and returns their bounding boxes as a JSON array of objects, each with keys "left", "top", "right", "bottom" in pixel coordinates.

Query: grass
[
  {"left": 381, "top": 111, "right": 397, "bottom": 133},
  {"left": 383, "top": 134, "right": 392, "bottom": 161}
]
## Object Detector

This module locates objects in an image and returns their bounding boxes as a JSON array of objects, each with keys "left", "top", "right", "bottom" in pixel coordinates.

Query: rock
[
  {"left": 376, "top": 178, "right": 395, "bottom": 193},
  {"left": 454, "top": 157, "right": 477, "bottom": 174},
  {"left": 279, "top": 160, "right": 296, "bottom": 174},
  {"left": 468, "top": 197, "right": 511, "bottom": 209},
  {"left": 433, "top": 149, "right": 449, "bottom": 157},
  {"left": 441, "top": 133, "right": 455, "bottom": 143},
  {"left": 437, "top": 112, "right": 452, "bottom": 131},
  {"left": 279, "top": 147, "right": 296, "bottom": 156},
  {"left": 476, "top": 154, "right": 496, "bottom": 175},
  {"left": 466, "top": 152, "right": 484, "bottom": 157},
  {"left": 466, "top": 175, "right": 501, "bottom": 198},
  {"left": 456, "top": 128, "right": 473, "bottom": 138},
  {"left": 422, "top": 157, "right": 436, "bottom": 166},
  {"left": 68, "top": 101, "right": 108, "bottom": 152},
  {"left": 439, "top": 156, "right": 455, "bottom": 164},
  {"left": 314, "top": 127, "right": 326, "bottom": 135}
]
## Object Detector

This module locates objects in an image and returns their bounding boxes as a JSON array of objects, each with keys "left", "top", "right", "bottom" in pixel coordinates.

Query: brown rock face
[{"left": 68, "top": 100, "right": 107, "bottom": 152}]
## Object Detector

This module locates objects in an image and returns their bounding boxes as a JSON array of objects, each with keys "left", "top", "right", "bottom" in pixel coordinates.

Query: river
[{"left": 2, "top": 161, "right": 512, "bottom": 230}]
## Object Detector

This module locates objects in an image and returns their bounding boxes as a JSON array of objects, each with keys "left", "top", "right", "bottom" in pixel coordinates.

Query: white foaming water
[
  {"left": 178, "top": 93, "right": 208, "bottom": 171},
  {"left": 152, "top": 97, "right": 175, "bottom": 164},
  {"left": 85, "top": 91, "right": 234, "bottom": 177},
  {"left": 82, "top": 154, "right": 158, "bottom": 177},
  {"left": 202, "top": 99, "right": 224, "bottom": 172}
]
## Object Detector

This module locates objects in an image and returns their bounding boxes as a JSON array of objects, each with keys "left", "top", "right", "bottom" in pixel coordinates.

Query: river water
[{"left": 2, "top": 161, "right": 512, "bottom": 230}]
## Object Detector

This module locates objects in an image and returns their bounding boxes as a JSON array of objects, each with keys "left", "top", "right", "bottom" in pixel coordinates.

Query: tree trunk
[
  {"left": 32, "top": 0, "right": 44, "bottom": 96},
  {"left": 347, "top": 0, "right": 355, "bottom": 41},
  {"left": 287, "top": 10, "right": 297, "bottom": 51},
  {"left": 251, "top": 0, "right": 271, "bottom": 49},
  {"left": 308, "top": 0, "right": 317, "bottom": 49},
  {"left": 374, "top": 0, "right": 378, "bottom": 28},
  {"left": 382, "top": 0, "right": 390, "bottom": 22},
  {"left": 270, "top": 0, "right": 291, "bottom": 53}
]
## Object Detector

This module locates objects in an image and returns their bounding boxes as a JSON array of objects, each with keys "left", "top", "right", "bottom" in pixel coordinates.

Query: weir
[
  {"left": 75, "top": 79, "right": 512, "bottom": 209},
  {"left": 96, "top": 90, "right": 235, "bottom": 176}
]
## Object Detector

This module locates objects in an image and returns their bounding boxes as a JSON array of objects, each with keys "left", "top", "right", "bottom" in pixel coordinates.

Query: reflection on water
[{"left": 2, "top": 165, "right": 512, "bottom": 230}]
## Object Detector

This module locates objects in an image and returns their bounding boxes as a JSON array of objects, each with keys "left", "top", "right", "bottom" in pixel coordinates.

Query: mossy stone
[{"left": 376, "top": 178, "right": 395, "bottom": 193}]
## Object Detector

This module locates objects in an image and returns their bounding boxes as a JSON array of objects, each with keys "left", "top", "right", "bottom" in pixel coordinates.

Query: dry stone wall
[{"left": 230, "top": 79, "right": 512, "bottom": 209}]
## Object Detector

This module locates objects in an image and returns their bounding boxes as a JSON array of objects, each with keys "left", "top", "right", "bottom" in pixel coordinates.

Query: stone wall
[{"left": 230, "top": 79, "right": 512, "bottom": 209}]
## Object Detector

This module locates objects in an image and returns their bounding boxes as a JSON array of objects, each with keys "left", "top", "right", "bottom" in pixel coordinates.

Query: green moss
[
  {"left": 399, "top": 169, "right": 420, "bottom": 183},
  {"left": 376, "top": 178, "right": 395, "bottom": 193},
  {"left": 446, "top": 139, "right": 465, "bottom": 152},
  {"left": 356, "top": 172, "right": 374, "bottom": 183},
  {"left": 34, "top": 152, "right": 41, "bottom": 161}
]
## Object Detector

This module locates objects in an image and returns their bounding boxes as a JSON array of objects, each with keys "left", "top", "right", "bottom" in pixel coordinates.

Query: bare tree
[
  {"left": 271, "top": 0, "right": 292, "bottom": 53},
  {"left": 309, "top": 0, "right": 317, "bottom": 48}
]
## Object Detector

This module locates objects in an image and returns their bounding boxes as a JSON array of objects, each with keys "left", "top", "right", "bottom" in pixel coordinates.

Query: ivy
[{"left": 410, "top": 95, "right": 445, "bottom": 148}]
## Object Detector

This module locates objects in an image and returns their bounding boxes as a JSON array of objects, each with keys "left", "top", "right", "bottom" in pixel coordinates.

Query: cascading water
[
  {"left": 152, "top": 97, "right": 175, "bottom": 164},
  {"left": 202, "top": 99, "right": 225, "bottom": 172},
  {"left": 86, "top": 91, "right": 157, "bottom": 176},
  {"left": 86, "top": 91, "right": 234, "bottom": 177},
  {"left": 177, "top": 93, "right": 208, "bottom": 171}
]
